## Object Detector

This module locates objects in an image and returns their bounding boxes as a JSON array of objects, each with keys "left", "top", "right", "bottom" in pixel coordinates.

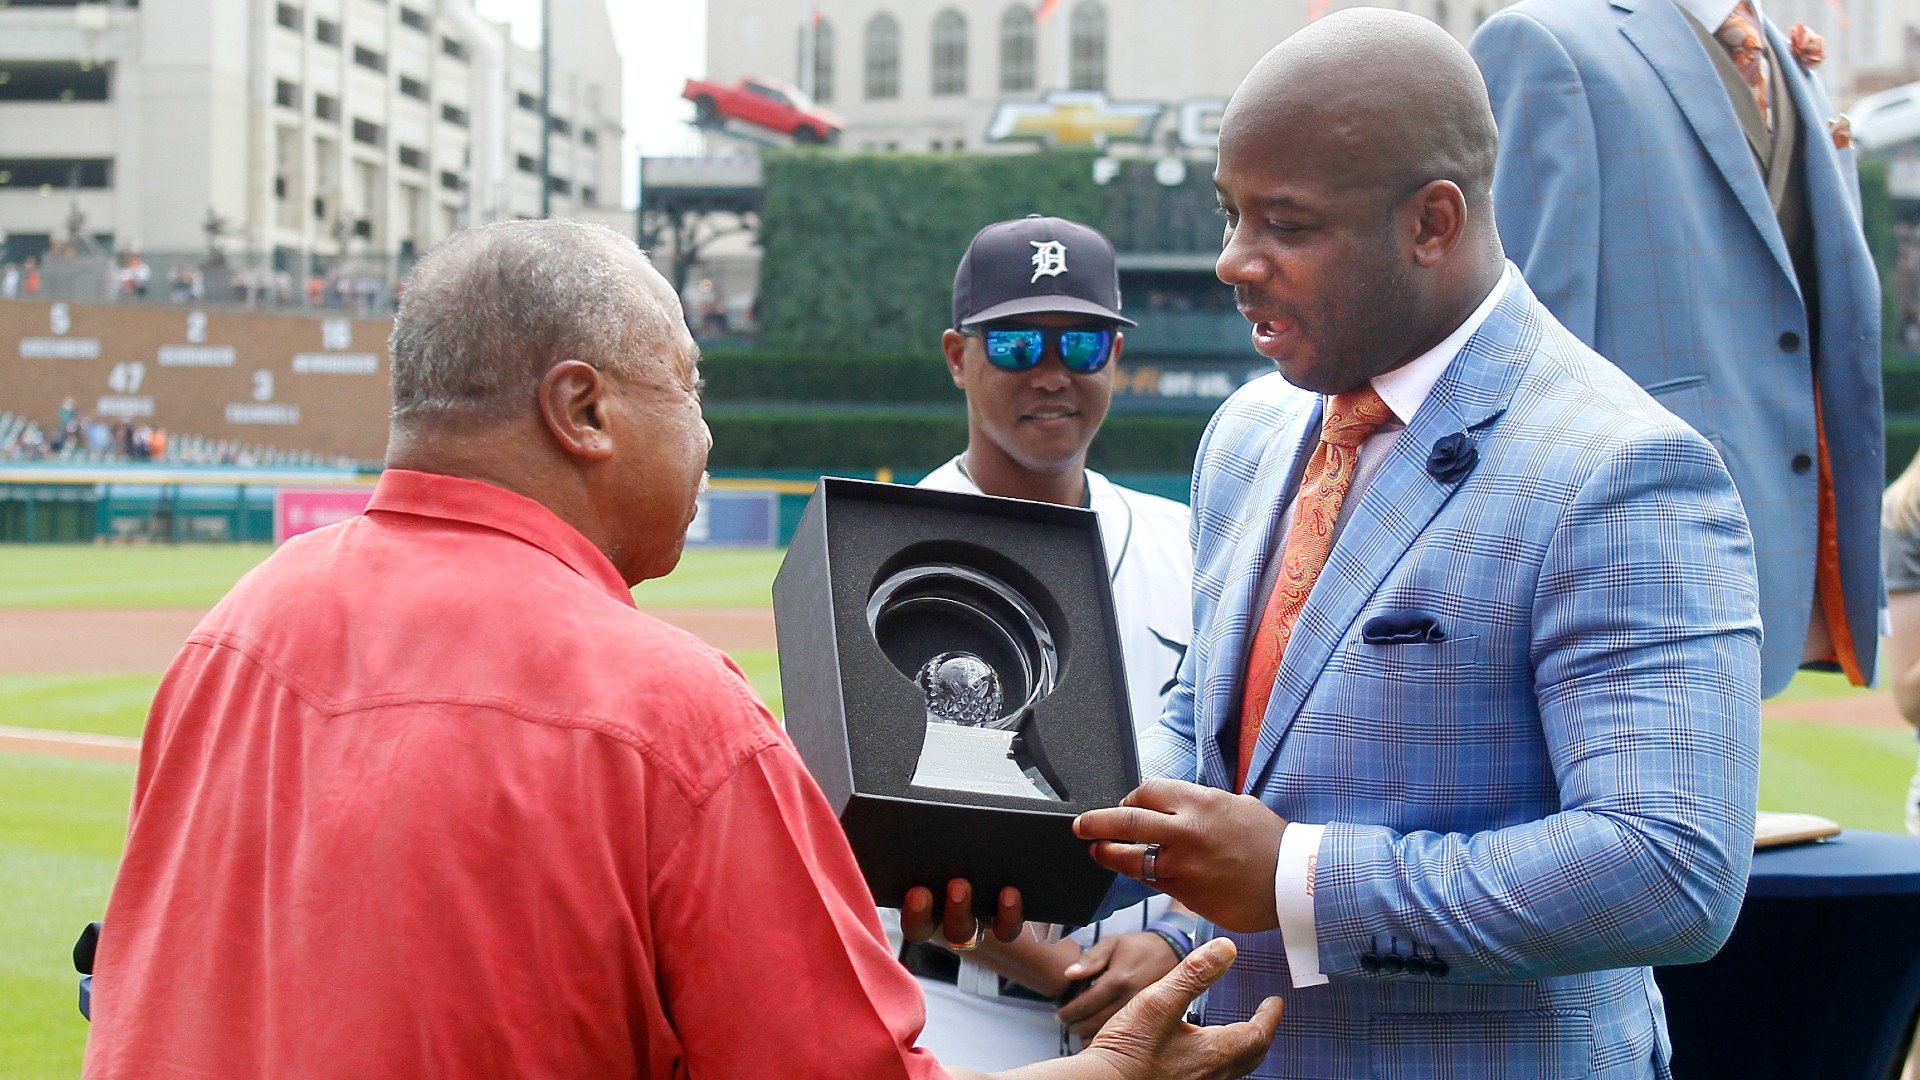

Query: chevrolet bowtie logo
[{"left": 986, "top": 91, "right": 1164, "bottom": 148}]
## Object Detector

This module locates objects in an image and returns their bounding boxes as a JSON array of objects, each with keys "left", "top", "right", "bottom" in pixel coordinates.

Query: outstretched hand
[
  {"left": 899, "top": 878, "right": 1024, "bottom": 948},
  {"left": 1074, "top": 779, "right": 1289, "bottom": 934},
  {"left": 1080, "top": 938, "right": 1283, "bottom": 1080}
]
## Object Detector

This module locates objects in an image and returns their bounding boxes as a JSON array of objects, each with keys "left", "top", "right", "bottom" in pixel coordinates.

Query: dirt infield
[
  {"left": 0, "top": 725, "right": 140, "bottom": 764},
  {"left": 0, "top": 605, "right": 779, "bottom": 675}
]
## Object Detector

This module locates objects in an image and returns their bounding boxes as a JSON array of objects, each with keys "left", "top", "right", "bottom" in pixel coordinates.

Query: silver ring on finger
[{"left": 1142, "top": 842, "right": 1162, "bottom": 883}]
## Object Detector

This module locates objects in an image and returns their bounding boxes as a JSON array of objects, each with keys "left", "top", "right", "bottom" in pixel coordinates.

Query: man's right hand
[
  {"left": 1079, "top": 939, "right": 1282, "bottom": 1080},
  {"left": 947, "top": 938, "right": 1282, "bottom": 1080}
]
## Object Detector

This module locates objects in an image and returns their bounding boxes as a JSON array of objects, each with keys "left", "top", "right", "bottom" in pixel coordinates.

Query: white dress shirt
[
  {"left": 1271, "top": 265, "right": 1513, "bottom": 988},
  {"left": 1670, "top": 0, "right": 1760, "bottom": 35}
]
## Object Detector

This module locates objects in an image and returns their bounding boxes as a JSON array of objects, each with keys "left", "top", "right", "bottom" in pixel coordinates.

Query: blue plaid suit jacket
[
  {"left": 1141, "top": 273, "right": 1761, "bottom": 1079},
  {"left": 1470, "top": 0, "right": 1884, "bottom": 696}
]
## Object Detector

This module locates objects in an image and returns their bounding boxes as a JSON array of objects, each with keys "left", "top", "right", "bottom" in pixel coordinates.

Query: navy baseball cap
[{"left": 951, "top": 215, "right": 1135, "bottom": 329}]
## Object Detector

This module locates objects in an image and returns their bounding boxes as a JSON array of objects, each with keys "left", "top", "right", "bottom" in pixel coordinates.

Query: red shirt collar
[{"left": 367, "top": 469, "right": 636, "bottom": 608}]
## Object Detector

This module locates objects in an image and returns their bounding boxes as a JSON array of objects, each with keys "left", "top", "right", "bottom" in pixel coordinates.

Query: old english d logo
[
  {"left": 1030, "top": 240, "right": 1068, "bottom": 282},
  {"left": 987, "top": 90, "right": 1163, "bottom": 148}
]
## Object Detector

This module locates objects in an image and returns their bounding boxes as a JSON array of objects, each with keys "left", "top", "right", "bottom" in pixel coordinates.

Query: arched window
[
  {"left": 865, "top": 12, "right": 900, "bottom": 100},
  {"left": 798, "top": 20, "right": 837, "bottom": 102},
  {"left": 932, "top": 9, "right": 968, "bottom": 97},
  {"left": 1069, "top": 1, "right": 1106, "bottom": 92},
  {"left": 1000, "top": 4, "right": 1036, "bottom": 92},
  {"left": 797, "top": 19, "right": 835, "bottom": 103}
]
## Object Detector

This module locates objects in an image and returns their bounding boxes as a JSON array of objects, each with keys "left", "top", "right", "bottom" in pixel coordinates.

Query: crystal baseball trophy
[
  {"left": 774, "top": 478, "right": 1139, "bottom": 926},
  {"left": 867, "top": 565, "right": 1064, "bottom": 802}
]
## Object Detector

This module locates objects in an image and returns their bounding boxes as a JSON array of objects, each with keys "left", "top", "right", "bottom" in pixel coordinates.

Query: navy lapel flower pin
[{"left": 1426, "top": 432, "right": 1478, "bottom": 483}]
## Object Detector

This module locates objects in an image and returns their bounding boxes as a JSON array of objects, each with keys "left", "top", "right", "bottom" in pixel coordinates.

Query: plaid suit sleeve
[
  {"left": 1472, "top": 12, "right": 1602, "bottom": 343},
  {"left": 1313, "top": 424, "right": 1761, "bottom": 981}
]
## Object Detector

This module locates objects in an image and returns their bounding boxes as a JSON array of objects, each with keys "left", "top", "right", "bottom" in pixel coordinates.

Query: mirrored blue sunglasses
[{"left": 968, "top": 323, "right": 1118, "bottom": 373}]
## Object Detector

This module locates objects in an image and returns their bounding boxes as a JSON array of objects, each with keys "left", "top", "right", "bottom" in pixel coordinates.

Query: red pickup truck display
[{"left": 683, "top": 76, "right": 845, "bottom": 145}]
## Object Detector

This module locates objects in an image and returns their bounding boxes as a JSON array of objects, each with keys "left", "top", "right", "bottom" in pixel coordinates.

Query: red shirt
[{"left": 85, "top": 470, "right": 946, "bottom": 1079}]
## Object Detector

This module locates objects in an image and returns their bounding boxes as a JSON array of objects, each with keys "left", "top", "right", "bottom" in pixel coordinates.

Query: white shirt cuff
[{"left": 1274, "top": 822, "right": 1328, "bottom": 988}]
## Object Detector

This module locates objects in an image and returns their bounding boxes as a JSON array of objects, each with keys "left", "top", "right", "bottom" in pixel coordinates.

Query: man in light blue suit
[
  {"left": 1073, "top": 11, "right": 1761, "bottom": 1077},
  {"left": 1470, "top": 0, "right": 1884, "bottom": 697}
]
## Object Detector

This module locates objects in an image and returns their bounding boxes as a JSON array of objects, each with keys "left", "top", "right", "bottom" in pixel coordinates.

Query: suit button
[
  {"left": 1792, "top": 453, "right": 1814, "bottom": 474},
  {"left": 1779, "top": 331, "right": 1801, "bottom": 352},
  {"left": 1403, "top": 956, "right": 1429, "bottom": 976},
  {"left": 1361, "top": 953, "right": 1382, "bottom": 973},
  {"left": 1381, "top": 953, "right": 1405, "bottom": 973},
  {"left": 1429, "top": 958, "right": 1449, "bottom": 978}
]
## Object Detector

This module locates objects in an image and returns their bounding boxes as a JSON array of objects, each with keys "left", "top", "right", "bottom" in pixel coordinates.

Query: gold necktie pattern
[{"left": 1236, "top": 385, "right": 1393, "bottom": 790}]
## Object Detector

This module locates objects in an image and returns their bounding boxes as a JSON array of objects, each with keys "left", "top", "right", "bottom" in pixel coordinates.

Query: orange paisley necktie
[
  {"left": 1236, "top": 385, "right": 1393, "bottom": 791},
  {"left": 1716, "top": 1, "right": 1772, "bottom": 132}
]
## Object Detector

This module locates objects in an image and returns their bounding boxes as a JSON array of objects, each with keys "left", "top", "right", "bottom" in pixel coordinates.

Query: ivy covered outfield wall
[
  {"left": 1864, "top": 158, "right": 1920, "bottom": 480},
  {"left": 758, "top": 149, "right": 1106, "bottom": 353},
  {"left": 739, "top": 149, "right": 1220, "bottom": 480},
  {"left": 697, "top": 349, "right": 1211, "bottom": 475}
]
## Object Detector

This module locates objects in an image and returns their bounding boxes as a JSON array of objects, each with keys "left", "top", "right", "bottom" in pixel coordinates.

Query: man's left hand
[
  {"left": 1056, "top": 931, "right": 1181, "bottom": 1039},
  {"left": 1074, "top": 779, "right": 1288, "bottom": 934}
]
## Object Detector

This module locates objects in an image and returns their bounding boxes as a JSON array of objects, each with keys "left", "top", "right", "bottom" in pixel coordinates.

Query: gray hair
[{"left": 388, "top": 219, "right": 679, "bottom": 421}]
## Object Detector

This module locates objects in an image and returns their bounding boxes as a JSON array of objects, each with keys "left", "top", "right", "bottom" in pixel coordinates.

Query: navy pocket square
[{"left": 1361, "top": 613, "right": 1446, "bottom": 645}]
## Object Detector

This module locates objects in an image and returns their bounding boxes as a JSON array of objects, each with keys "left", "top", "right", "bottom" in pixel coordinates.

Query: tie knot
[
  {"left": 1717, "top": 2, "right": 1763, "bottom": 53},
  {"left": 1321, "top": 385, "right": 1393, "bottom": 449}
]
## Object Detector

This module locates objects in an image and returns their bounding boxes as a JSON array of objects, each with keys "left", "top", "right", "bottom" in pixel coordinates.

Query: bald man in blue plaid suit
[
  {"left": 1072, "top": 13, "right": 1761, "bottom": 1078},
  {"left": 1470, "top": 0, "right": 1884, "bottom": 697}
]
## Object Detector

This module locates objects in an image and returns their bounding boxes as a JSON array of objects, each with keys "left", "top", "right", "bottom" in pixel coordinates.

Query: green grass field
[
  {"left": 0, "top": 543, "right": 785, "bottom": 612},
  {"left": 1, "top": 543, "right": 1916, "bottom": 1077}
]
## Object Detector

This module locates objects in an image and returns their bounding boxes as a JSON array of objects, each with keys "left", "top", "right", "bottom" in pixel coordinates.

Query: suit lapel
[
  {"left": 1239, "top": 276, "right": 1539, "bottom": 794},
  {"left": 1767, "top": 19, "right": 1852, "bottom": 222},
  {"left": 1200, "top": 396, "right": 1318, "bottom": 792},
  {"left": 1616, "top": 0, "right": 1798, "bottom": 289}
]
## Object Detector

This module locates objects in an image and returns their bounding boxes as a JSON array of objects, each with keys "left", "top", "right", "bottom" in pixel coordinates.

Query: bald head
[
  {"left": 1212, "top": 9, "right": 1507, "bottom": 394},
  {"left": 389, "top": 218, "right": 681, "bottom": 425},
  {"left": 1222, "top": 8, "right": 1498, "bottom": 215}
]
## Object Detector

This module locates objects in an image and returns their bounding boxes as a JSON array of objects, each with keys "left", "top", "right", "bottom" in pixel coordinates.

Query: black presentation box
[{"left": 773, "top": 477, "right": 1139, "bottom": 926}]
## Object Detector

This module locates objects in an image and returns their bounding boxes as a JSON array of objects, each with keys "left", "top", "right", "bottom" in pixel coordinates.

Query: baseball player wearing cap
[{"left": 889, "top": 216, "right": 1199, "bottom": 1069}]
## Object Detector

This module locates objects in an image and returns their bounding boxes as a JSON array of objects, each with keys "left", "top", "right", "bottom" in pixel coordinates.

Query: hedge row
[
  {"left": 758, "top": 149, "right": 1107, "bottom": 354},
  {"left": 709, "top": 402, "right": 1919, "bottom": 480},
  {"left": 1889, "top": 414, "right": 1920, "bottom": 480},
  {"left": 700, "top": 349, "right": 958, "bottom": 404},
  {"left": 1881, "top": 360, "right": 1920, "bottom": 412},
  {"left": 1861, "top": 157, "right": 1903, "bottom": 358},
  {"left": 705, "top": 406, "right": 1209, "bottom": 474}
]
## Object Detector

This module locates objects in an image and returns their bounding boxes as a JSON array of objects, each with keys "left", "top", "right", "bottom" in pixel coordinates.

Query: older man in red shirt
[{"left": 81, "top": 219, "right": 1279, "bottom": 1079}]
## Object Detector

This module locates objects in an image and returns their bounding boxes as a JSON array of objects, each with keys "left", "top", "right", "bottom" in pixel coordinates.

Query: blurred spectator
[
  {"left": 58, "top": 397, "right": 76, "bottom": 431},
  {"left": 24, "top": 257, "right": 40, "bottom": 294},
  {"left": 2, "top": 263, "right": 17, "bottom": 298},
  {"left": 118, "top": 256, "right": 152, "bottom": 300},
  {"left": 305, "top": 273, "right": 326, "bottom": 308},
  {"left": 169, "top": 264, "right": 203, "bottom": 304}
]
